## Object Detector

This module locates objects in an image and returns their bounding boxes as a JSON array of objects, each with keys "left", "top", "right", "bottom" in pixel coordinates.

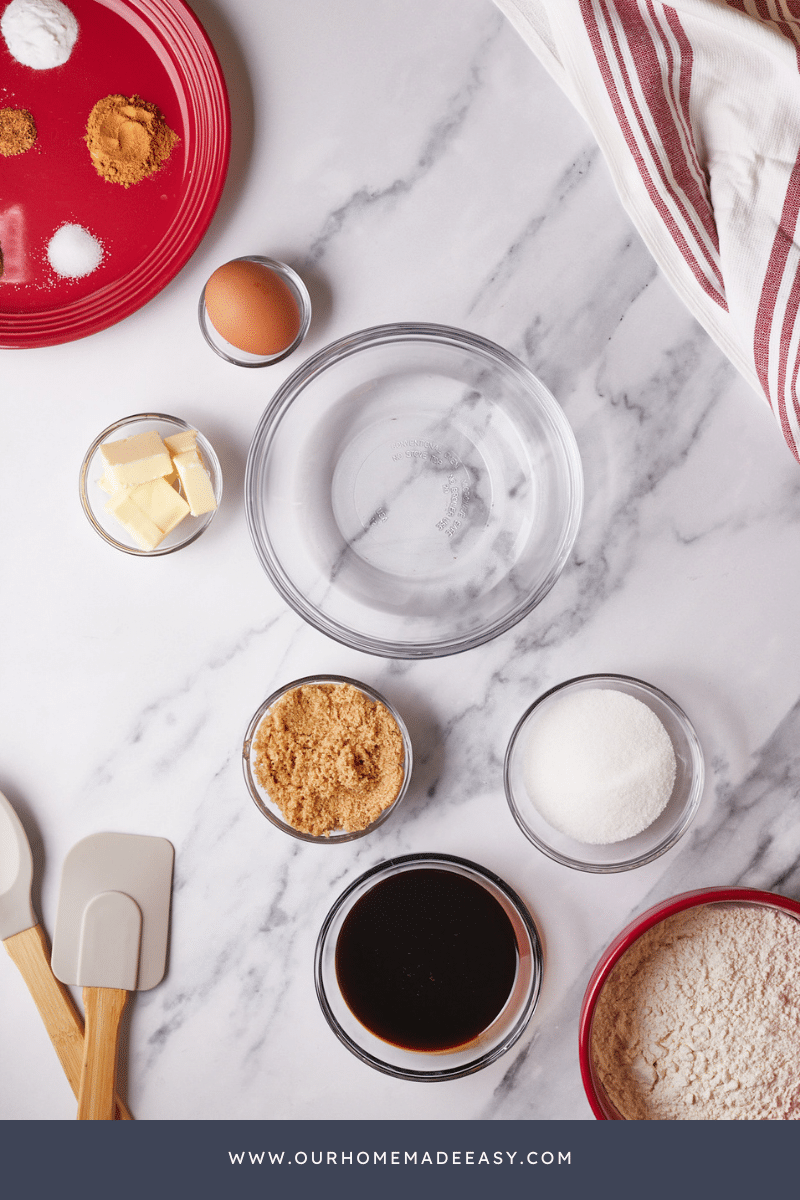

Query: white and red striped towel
[{"left": 495, "top": 0, "right": 800, "bottom": 461}]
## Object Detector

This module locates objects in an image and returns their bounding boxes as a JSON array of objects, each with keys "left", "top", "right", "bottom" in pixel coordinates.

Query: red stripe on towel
[
  {"left": 639, "top": 1, "right": 719, "bottom": 252},
  {"left": 659, "top": 4, "right": 710, "bottom": 217},
  {"left": 581, "top": 0, "right": 727, "bottom": 305},
  {"left": 753, "top": 151, "right": 800, "bottom": 454}
]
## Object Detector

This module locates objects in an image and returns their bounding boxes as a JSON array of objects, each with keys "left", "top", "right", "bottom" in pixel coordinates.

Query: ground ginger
[{"left": 85, "top": 94, "right": 177, "bottom": 187}]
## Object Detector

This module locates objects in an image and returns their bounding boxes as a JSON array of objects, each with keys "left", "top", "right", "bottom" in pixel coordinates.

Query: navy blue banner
[{"left": 0, "top": 1118, "right": 795, "bottom": 1199}]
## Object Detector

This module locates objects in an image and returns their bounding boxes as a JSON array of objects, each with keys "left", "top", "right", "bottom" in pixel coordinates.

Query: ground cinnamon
[
  {"left": 0, "top": 108, "right": 36, "bottom": 156},
  {"left": 84, "top": 94, "right": 178, "bottom": 187},
  {"left": 252, "top": 682, "right": 405, "bottom": 837}
]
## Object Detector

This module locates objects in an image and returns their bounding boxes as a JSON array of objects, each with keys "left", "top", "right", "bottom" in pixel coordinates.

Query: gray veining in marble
[{"left": 2, "top": 0, "right": 800, "bottom": 1122}]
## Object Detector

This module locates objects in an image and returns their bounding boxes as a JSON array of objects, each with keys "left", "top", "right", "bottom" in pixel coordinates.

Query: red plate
[{"left": 0, "top": 0, "right": 230, "bottom": 347}]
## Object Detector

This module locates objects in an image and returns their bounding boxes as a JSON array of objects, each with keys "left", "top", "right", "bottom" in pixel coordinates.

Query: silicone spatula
[
  {"left": 0, "top": 792, "right": 132, "bottom": 1118},
  {"left": 51, "top": 832, "right": 174, "bottom": 1121}
]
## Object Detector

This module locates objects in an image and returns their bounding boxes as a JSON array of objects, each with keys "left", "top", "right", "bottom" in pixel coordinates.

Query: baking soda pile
[
  {"left": 1, "top": 0, "right": 78, "bottom": 69},
  {"left": 523, "top": 687, "right": 676, "bottom": 844},
  {"left": 46, "top": 223, "right": 103, "bottom": 278}
]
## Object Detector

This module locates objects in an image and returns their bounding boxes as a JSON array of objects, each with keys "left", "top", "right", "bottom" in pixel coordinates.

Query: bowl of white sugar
[
  {"left": 503, "top": 674, "right": 704, "bottom": 872},
  {"left": 580, "top": 888, "right": 800, "bottom": 1119}
]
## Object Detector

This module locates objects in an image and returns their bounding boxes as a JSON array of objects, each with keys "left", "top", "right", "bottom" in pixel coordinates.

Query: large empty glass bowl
[{"left": 245, "top": 323, "right": 583, "bottom": 658}]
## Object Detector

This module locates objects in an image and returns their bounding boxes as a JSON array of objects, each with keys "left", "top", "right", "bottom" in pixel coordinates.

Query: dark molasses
[{"left": 335, "top": 867, "right": 518, "bottom": 1052}]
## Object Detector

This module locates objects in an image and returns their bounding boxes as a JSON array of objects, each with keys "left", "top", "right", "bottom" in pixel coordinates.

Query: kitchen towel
[{"left": 495, "top": 0, "right": 800, "bottom": 462}]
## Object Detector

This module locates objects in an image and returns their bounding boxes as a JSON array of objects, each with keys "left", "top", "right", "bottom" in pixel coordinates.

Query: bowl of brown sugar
[{"left": 242, "top": 675, "right": 412, "bottom": 842}]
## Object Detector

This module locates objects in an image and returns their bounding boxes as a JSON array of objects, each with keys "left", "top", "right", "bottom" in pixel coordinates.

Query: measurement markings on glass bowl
[
  {"left": 390, "top": 438, "right": 471, "bottom": 537},
  {"left": 436, "top": 471, "right": 471, "bottom": 538}
]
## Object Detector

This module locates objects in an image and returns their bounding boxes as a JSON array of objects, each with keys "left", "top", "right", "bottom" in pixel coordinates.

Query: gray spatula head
[
  {"left": 52, "top": 833, "right": 173, "bottom": 992},
  {"left": 0, "top": 790, "right": 35, "bottom": 941},
  {"left": 77, "top": 891, "right": 143, "bottom": 990}
]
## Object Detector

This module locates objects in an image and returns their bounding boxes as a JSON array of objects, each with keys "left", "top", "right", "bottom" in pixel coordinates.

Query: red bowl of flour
[{"left": 580, "top": 887, "right": 800, "bottom": 1119}]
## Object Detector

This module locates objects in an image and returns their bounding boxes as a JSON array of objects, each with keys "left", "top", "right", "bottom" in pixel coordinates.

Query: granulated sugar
[
  {"left": 523, "top": 688, "right": 676, "bottom": 844},
  {"left": 1, "top": 0, "right": 78, "bottom": 69},
  {"left": 47, "top": 223, "right": 103, "bottom": 278},
  {"left": 591, "top": 903, "right": 800, "bottom": 1119}
]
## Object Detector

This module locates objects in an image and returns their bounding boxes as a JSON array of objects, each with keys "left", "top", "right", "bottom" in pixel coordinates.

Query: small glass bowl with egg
[
  {"left": 198, "top": 255, "right": 311, "bottom": 367},
  {"left": 79, "top": 413, "right": 222, "bottom": 556},
  {"left": 504, "top": 674, "right": 704, "bottom": 873}
]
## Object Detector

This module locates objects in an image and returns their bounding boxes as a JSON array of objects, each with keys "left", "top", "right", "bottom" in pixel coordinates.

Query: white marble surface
[{"left": 2, "top": 0, "right": 800, "bottom": 1122}]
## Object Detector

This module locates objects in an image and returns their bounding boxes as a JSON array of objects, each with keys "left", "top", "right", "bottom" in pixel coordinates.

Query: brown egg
[{"left": 203, "top": 259, "right": 302, "bottom": 356}]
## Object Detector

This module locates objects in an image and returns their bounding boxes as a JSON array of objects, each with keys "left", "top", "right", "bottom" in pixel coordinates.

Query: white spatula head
[{"left": 0, "top": 790, "right": 35, "bottom": 941}]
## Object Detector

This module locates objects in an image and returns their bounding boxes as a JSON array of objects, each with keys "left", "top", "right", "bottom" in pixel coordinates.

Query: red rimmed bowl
[{"left": 579, "top": 886, "right": 800, "bottom": 1120}]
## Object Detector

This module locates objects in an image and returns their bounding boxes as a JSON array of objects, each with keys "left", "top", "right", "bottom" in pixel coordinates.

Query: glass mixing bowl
[{"left": 245, "top": 323, "right": 583, "bottom": 658}]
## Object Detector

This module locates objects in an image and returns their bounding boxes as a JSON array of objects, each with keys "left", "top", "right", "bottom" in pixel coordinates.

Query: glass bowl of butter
[{"left": 79, "top": 413, "right": 222, "bottom": 555}]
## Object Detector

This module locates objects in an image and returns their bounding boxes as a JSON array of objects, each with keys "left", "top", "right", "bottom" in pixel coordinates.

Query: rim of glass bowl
[
  {"left": 242, "top": 674, "right": 413, "bottom": 844},
  {"left": 79, "top": 412, "right": 223, "bottom": 557},
  {"left": 198, "top": 256, "right": 312, "bottom": 367},
  {"left": 314, "top": 851, "right": 543, "bottom": 1080},
  {"left": 244, "top": 322, "right": 584, "bottom": 659},
  {"left": 503, "top": 673, "right": 705, "bottom": 873},
  {"left": 578, "top": 887, "right": 800, "bottom": 1119}
]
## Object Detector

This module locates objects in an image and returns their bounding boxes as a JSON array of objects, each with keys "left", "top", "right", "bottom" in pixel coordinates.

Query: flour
[{"left": 591, "top": 904, "right": 800, "bottom": 1119}]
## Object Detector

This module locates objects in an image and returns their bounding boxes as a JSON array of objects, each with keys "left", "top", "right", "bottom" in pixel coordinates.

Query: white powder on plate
[
  {"left": 47, "top": 224, "right": 103, "bottom": 278},
  {"left": 1, "top": 0, "right": 78, "bottom": 69},
  {"left": 523, "top": 687, "right": 676, "bottom": 844},
  {"left": 591, "top": 904, "right": 800, "bottom": 1120}
]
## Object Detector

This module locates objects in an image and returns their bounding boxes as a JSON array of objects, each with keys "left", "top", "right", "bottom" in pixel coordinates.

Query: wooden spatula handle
[
  {"left": 4, "top": 924, "right": 133, "bottom": 1119},
  {"left": 79, "top": 986, "right": 129, "bottom": 1120}
]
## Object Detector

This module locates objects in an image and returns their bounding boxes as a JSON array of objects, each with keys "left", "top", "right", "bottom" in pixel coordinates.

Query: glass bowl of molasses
[{"left": 314, "top": 852, "right": 543, "bottom": 1080}]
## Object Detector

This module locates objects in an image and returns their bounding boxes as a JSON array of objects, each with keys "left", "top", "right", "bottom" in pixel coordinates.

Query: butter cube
[
  {"left": 172, "top": 449, "right": 217, "bottom": 516},
  {"left": 129, "top": 477, "right": 190, "bottom": 535},
  {"left": 164, "top": 429, "right": 198, "bottom": 456},
  {"left": 105, "top": 490, "right": 166, "bottom": 551},
  {"left": 99, "top": 430, "right": 172, "bottom": 488},
  {"left": 97, "top": 470, "right": 125, "bottom": 495},
  {"left": 97, "top": 467, "right": 176, "bottom": 495}
]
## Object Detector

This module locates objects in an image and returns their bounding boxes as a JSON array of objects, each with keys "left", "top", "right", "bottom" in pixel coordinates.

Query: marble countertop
[{"left": 3, "top": 0, "right": 800, "bottom": 1122}]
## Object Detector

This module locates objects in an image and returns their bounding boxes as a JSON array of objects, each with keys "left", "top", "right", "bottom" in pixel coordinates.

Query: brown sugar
[
  {"left": 0, "top": 108, "right": 36, "bottom": 156},
  {"left": 252, "top": 682, "right": 405, "bottom": 837},
  {"left": 85, "top": 94, "right": 178, "bottom": 187}
]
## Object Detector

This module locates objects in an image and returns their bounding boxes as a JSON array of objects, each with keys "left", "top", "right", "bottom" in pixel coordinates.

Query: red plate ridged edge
[{"left": 0, "top": 0, "right": 230, "bottom": 348}]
